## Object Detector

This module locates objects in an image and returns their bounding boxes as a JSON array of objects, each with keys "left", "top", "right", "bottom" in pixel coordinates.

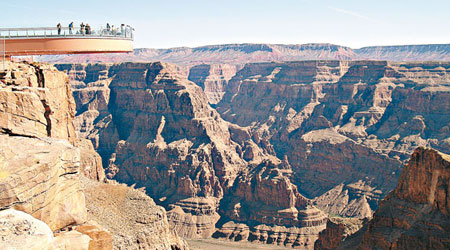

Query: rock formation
[
  {"left": 82, "top": 177, "right": 189, "bottom": 250},
  {"left": 0, "top": 208, "right": 91, "bottom": 250},
  {"left": 57, "top": 62, "right": 246, "bottom": 238},
  {"left": 0, "top": 61, "right": 186, "bottom": 250},
  {"left": 313, "top": 217, "right": 364, "bottom": 250},
  {"left": 340, "top": 147, "right": 450, "bottom": 250},
  {"left": 59, "top": 62, "right": 329, "bottom": 248},
  {"left": 216, "top": 60, "right": 450, "bottom": 202},
  {"left": 58, "top": 60, "right": 450, "bottom": 248},
  {"left": 0, "top": 62, "right": 86, "bottom": 230},
  {"left": 77, "top": 138, "right": 106, "bottom": 182},
  {"left": 313, "top": 181, "right": 382, "bottom": 219},
  {"left": 45, "top": 44, "right": 357, "bottom": 65},
  {"left": 188, "top": 64, "right": 238, "bottom": 104},
  {"left": 0, "top": 134, "right": 87, "bottom": 230},
  {"left": 215, "top": 159, "right": 328, "bottom": 248}
]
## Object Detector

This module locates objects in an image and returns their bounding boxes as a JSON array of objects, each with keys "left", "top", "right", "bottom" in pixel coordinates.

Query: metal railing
[{"left": 0, "top": 25, "right": 134, "bottom": 40}]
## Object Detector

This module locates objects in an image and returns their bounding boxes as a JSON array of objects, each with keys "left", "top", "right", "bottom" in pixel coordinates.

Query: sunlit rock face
[
  {"left": 334, "top": 147, "right": 450, "bottom": 250},
  {"left": 0, "top": 61, "right": 188, "bottom": 250},
  {"left": 215, "top": 159, "right": 328, "bottom": 249},
  {"left": 60, "top": 62, "right": 329, "bottom": 248},
  {"left": 216, "top": 60, "right": 450, "bottom": 200},
  {"left": 59, "top": 60, "right": 450, "bottom": 248},
  {"left": 0, "top": 62, "right": 86, "bottom": 231}
]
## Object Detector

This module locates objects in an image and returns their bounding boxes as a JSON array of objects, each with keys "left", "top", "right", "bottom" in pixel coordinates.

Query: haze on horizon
[{"left": 2, "top": 0, "right": 449, "bottom": 49}]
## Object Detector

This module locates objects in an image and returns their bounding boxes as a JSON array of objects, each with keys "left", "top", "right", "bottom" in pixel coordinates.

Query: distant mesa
[{"left": 40, "top": 43, "right": 450, "bottom": 64}]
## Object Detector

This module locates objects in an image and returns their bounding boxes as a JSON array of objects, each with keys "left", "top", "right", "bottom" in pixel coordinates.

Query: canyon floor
[{"left": 187, "top": 238, "right": 289, "bottom": 250}]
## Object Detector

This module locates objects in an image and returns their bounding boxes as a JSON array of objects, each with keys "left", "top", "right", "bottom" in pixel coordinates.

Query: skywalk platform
[{"left": 0, "top": 26, "right": 133, "bottom": 57}]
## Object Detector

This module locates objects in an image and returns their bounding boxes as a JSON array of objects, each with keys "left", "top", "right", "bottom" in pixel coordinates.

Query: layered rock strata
[
  {"left": 57, "top": 62, "right": 251, "bottom": 238},
  {"left": 341, "top": 147, "right": 450, "bottom": 250},
  {"left": 313, "top": 181, "right": 382, "bottom": 219},
  {"left": 215, "top": 159, "right": 328, "bottom": 248},
  {"left": 59, "top": 60, "right": 450, "bottom": 248},
  {"left": 0, "top": 62, "right": 185, "bottom": 250},
  {"left": 0, "top": 134, "right": 87, "bottom": 230},
  {"left": 0, "top": 62, "right": 86, "bottom": 231},
  {"left": 313, "top": 217, "right": 364, "bottom": 250},
  {"left": 47, "top": 44, "right": 357, "bottom": 65},
  {"left": 44, "top": 43, "right": 450, "bottom": 64},
  {"left": 188, "top": 64, "right": 238, "bottom": 104},
  {"left": 0, "top": 62, "right": 76, "bottom": 141},
  {"left": 216, "top": 61, "right": 450, "bottom": 201},
  {"left": 59, "top": 62, "right": 328, "bottom": 248}
]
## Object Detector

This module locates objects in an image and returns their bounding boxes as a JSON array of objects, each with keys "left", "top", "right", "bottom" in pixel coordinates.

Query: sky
[{"left": 2, "top": 0, "right": 449, "bottom": 49}]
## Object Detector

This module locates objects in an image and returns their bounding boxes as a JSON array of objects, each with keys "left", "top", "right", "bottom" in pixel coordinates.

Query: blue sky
[{"left": 2, "top": 0, "right": 449, "bottom": 49}]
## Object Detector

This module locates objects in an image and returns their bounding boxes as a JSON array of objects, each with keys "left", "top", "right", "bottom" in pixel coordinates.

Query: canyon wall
[
  {"left": 216, "top": 61, "right": 450, "bottom": 203},
  {"left": 58, "top": 60, "right": 450, "bottom": 248},
  {"left": 0, "top": 62, "right": 187, "bottom": 250},
  {"left": 333, "top": 147, "right": 450, "bottom": 250},
  {"left": 0, "top": 62, "right": 86, "bottom": 231},
  {"left": 59, "top": 62, "right": 329, "bottom": 248},
  {"left": 188, "top": 64, "right": 238, "bottom": 104}
]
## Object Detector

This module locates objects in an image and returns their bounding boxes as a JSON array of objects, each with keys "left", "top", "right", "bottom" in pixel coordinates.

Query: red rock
[{"left": 339, "top": 147, "right": 450, "bottom": 250}]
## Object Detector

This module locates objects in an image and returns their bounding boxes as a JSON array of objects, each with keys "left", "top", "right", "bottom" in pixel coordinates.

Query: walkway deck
[{"left": 0, "top": 26, "right": 134, "bottom": 57}]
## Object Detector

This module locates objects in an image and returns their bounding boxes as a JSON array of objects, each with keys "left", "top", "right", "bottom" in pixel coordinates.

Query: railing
[{"left": 0, "top": 25, "right": 134, "bottom": 40}]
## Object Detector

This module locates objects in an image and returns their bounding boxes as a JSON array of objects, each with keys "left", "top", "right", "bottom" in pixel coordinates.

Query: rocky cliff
[
  {"left": 0, "top": 61, "right": 187, "bottom": 250},
  {"left": 314, "top": 217, "right": 364, "bottom": 250},
  {"left": 188, "top": 64, "right": 238, "bottom": 104},
  {"left": 216, "top": 61, "right": 450, "bottom": 207},
  {"left": 44, "top": 43, "right": 450, "bottom": 65},
  {"left": 326, "top": 147, "right": 450, "bottom": 250},
  {"left": 313, "top": 181, "right": 382, "bottom": 219},
  {"left": 0, "top": 62, "right": 86, "bottom": 230},
  {"left": 215, "top": 159, "right": 328, "bottom": 248},
  {"left": 58, "top": 60, "right": 450, "bottom": 247},
  {"left": 59, "top": 62, "right": 329, "bottom": 248}
]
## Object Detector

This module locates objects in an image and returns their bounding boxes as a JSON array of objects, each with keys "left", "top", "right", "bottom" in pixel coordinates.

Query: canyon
[
  {"left": 1, "top": 53, "right": 449, "bottom": 249},
  {"left": 0, "top": 61, "right": 187, "bottom": 250},
  {"left": 56, "top": 62, "right": 329, "bottom": 248},
  {"left": 55, "top": 59, "right": 450, "bottom": 248},
  {"left": 215, "top": 60, "right": 450, "bottom": 198}
]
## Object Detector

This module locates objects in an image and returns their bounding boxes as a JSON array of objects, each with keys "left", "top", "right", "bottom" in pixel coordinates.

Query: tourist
[
  {"left": 80, "top": 22, "right": 85, "bottom": 35},
  {"left": 68, "top": 22, "right": 73, "bottom": 34},
  {"left": 120, "top": 24, "right": 125, "bottom": 35},
  {"left": 106, "top": 23, "right": 111, "bottom": 32},
  {"left": 86, "top": 24, "right": 91, "bottom": 35},
  {"left": 57, "top": 23, "right": 61, "bottom": 35}
]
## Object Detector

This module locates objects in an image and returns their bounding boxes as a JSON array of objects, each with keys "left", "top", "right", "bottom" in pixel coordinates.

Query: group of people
[
  {"left": 56, "top": 22, "right": 132, "bottom": 37},
  {"left": 56, "top": 22, "right": 91, "bottom": 35},
  {"left": 105, "top": 23, "right": 133, "bottom": 37},
  {"left": 79, "top": 22, "right": 92, "bottom": 35}
]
